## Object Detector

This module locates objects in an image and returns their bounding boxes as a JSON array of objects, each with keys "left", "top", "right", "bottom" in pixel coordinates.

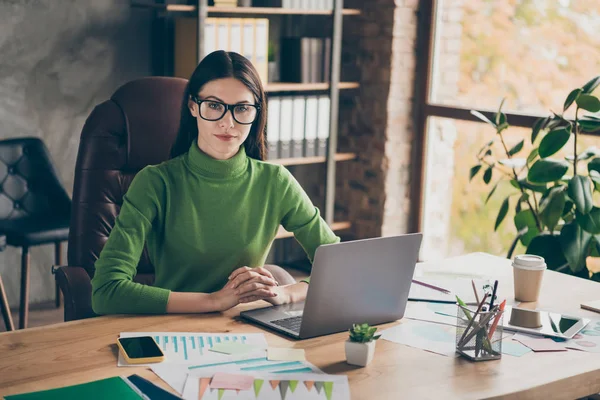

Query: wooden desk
[{"left": 1, "top": 253, "right": 600, "bottom": 399}]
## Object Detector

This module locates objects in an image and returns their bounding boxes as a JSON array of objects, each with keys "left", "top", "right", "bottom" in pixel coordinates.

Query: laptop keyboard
[{"left": 270, "top": 316, "right": 303, "bottom": 333}]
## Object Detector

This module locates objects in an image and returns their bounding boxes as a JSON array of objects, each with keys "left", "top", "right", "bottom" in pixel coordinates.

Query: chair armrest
[{"left": 53, "top": 266, "right": 95, "bottom": 322}]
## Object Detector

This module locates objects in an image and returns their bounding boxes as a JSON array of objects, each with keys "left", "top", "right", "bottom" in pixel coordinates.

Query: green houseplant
[
  {"left": 345, "top": 323, "right": 381, "bottom": 366},
  {"left": 469, "top": 76, "right": 600, "bottom": 280}
]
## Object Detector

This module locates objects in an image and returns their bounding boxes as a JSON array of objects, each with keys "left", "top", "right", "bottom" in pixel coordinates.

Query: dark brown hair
[{"left": 170, "top": 50, "right": 268, "bottom": 160}]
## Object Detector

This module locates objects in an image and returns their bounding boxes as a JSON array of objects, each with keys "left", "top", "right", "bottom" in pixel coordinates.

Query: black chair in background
[
  {"left": 0, "top": 138, "right": 71, "bottom": 329},
  {"left": 0, "top": 234, "right": 14, "bottom": 331}
]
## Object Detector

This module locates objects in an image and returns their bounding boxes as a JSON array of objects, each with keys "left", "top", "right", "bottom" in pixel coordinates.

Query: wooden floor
[{"left": 1, "top": 267, "right": 309, "bottom": 333}]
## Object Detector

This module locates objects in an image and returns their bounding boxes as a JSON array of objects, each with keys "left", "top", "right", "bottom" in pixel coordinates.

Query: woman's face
[{"left": 189, "top": 77, "right": 256, "bottom": 160}]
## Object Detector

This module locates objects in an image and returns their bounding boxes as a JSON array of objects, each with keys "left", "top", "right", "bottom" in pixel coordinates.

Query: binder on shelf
[
  {"left": 304, "top": 95, "right": 319, "bottom": 157},
  {"left": 310, "top": 38, "right": 323, "bottom": 83},
  {"left": 291, "top": 96, "right": 306, "bottom": 158},
  {"left": 317, "top": 95, "right": 330, "bottom": 157},
  {"left": 267, "top": 96, "right": 281, "bottom": 160},
  {"left": 255, "top": 18, "right": 269, "bottom": 84},
  {"left": 174, "top": 17, "right": 217, "bottom": 78},
  {"left": 279, "top": 97, "right": 293, "bottom": 159},
  {"left": 280, "top": 37, "right": 312, "bottom": 83},
  {"left": 323, "top": 37, "right": 332, "bottom": 82},
  {"left": 241, "top": 18, "right": 255, "bottom": 64},
  {"left": 216, "top": 18, "right": 230, "bottom": 51},
  {"left": 229, "top": 18, "right": 242, "bottom": 54}
]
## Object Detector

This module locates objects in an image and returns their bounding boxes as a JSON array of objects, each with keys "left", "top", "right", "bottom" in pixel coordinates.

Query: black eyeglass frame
[{"left": 190, "top": 95, "right": 261, "bottom": 125}]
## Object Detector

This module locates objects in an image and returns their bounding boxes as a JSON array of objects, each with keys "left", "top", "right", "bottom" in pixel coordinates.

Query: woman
[{"left": 91, "top": 50, "right": 340, "bottom": 315}]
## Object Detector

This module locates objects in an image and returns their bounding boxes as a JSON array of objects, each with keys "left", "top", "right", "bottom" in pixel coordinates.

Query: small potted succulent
[{"left": 345, "top": 323, "right": 381, "bottom": 367}]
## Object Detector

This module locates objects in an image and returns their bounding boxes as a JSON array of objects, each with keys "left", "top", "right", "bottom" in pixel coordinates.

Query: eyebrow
[{"left": 204, "top": 95, "right": 252, "bottom": 104}]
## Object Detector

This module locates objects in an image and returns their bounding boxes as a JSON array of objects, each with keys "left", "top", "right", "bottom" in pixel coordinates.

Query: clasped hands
[{"left": 210, "top": 266, "right": 289, "bottom": 311}]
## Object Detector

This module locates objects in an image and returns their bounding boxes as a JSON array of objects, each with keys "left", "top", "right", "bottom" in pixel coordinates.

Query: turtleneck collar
[{"left": 184, "top": 141, "right": 248, "bottom": 179}]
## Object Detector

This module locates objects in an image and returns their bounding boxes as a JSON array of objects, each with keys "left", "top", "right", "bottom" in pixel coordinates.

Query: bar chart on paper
[
  {"left": 182, "top": 373, "right": 350, "bottom": 400},
  {"left": 189, "top": 356, "right": 321, "bottom": 374},
  {"left": 118, "top": 332, "right": 268, "bottom": 366}
]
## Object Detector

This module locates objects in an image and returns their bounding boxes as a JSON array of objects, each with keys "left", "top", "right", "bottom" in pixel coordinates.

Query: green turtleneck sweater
[{"left": 91, "top": 143, "right": 340, "bottom": 315}]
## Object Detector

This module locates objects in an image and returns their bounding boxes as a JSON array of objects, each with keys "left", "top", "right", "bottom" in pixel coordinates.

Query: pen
[
  {"left": 489, "top": 280, "right": 498, "bottom": 309},
  {"left": 457, "top": 293, "right": 489, "bottom": 346},
  {"left": 412, "top": 279, "right": 451, "bottom": 294}
]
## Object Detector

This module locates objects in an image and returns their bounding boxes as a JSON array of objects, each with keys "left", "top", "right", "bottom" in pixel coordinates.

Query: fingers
[
  {"left": 235, "top": 279, "right": 278, "bottom": 296},
  {"left": 228, "top": 266, "right": 251, "bottom": 281},
  {"left": 229, "top": 269, "right": 277, "bottom": 290},
  {"left": 239, "top": 288, "right": 278, "bottom": 303}
]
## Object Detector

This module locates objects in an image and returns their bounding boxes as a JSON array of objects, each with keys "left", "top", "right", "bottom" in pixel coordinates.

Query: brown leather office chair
[{"left": 55, "top": 77, "right": 294, "bottom": 322}]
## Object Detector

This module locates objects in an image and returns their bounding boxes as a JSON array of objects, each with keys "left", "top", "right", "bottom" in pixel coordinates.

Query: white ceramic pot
[{"left": 345, "top": 340, "right": 376, "bottom": 367}]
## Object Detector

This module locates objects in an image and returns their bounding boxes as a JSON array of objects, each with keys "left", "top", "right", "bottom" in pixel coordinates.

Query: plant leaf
[
  {"left": 528, "top": 159, "right": 569, "bottom": 183},
  {"left": 567, "top": 176, "right": 593, "bottom": 214},
  {"left": 477, "top": 140, "right": 494, "bottom": 157},
  {"left": 514, "top": 209, "right": 539, "bottom": 247},
  {"left": 483, "top": 167, "right": 493, "bottom": 184},
  {"left": 531, "top": 117, "right": 546, "bottom": 144},
  {"left": 539, "top": 187, "right": 566, "bottom": 232},
  {"left": 495, "top": 197, "right": 510, "bottom": 231},
  {"left": 470, "top": 110, "right": 496, "bottom": 127},
  {"left": 564, "top": 88, "right": 583, "bottom": 112},
  {"left": 589, "top": 158, "right": 600, "bottom": 175},
  {"left": 576, "top": 207, "right": 600, "bottom": 234},
  {"left": 508, "top": 139, "right": 524, "bottom": 156},
  {"left": 579, "top": 118, "right": 600, "bottom": 133},
  {"left": 566, "top": 146, "right": 600, "bottom": 161},
  {"left": 582, "top": 76, "right": 600, "bottom": 94},
  {"left": 526, "top": 234, "right": 567, "bottom": 270},
  {"left": 485, "top": 182, "right": 499, "bottom": 204},
  {"left": 538, "top": 128, "right": 571, "bottom": 158},
  {"left": 527, "top": 148, "right": 539, "bottom": 165},
  {"left": 576, "top": 94, "right": 600, "bottom": 113},
  {"left": 560, "top": 222, "right": 592, "bottom": 273},
  {"left": 469, "top": 165, "right": 482, "bottom": 182},
  {"left": 499, "top": 158, "right": 526, "bottom": 168}
]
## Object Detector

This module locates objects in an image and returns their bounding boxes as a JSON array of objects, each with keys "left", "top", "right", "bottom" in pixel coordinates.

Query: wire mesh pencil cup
[{"left": 456, "top": 305, "right": 503, "bottom": 361}]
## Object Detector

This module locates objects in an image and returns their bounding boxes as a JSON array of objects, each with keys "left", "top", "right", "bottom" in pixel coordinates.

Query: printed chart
[{"left": 118, "top": 332, "right": 268, "bottom": 366}]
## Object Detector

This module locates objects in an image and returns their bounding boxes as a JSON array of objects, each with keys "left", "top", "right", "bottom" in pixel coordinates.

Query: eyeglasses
[{"left": 191, "top": 96, "right": 260, "bottom": 125}]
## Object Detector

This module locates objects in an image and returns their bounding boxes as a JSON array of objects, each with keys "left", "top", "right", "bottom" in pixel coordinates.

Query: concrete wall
[{"left": 0, "top": 0, "right": 153, "bottom": 307}]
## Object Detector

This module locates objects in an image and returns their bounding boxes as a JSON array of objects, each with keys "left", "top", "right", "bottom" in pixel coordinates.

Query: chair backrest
[
  {"left": 0, "top": 137, "right": 70, "bottom": 222},
  {"left": 68, "top": 77, "right": 188, "bottom": 278}
]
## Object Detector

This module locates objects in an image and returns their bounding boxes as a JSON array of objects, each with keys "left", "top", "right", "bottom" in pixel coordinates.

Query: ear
[{"left": 188, "top": 98, "right": 198, "bottom": 117}]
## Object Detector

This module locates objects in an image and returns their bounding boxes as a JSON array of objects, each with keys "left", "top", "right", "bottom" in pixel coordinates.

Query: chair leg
[
  {"left": 19, "top": 246, "right": 30, "bottom": 330},
  {"left": 0, "top": 274, "right": 15, "bottom": 332},
  {"left": 54, "top": 241, "right": 62, "bottom": 308}
]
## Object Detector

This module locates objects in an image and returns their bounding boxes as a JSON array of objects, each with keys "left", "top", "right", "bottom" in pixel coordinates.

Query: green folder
[{"left": 4, "top": 376, "right": 143, "bottom": 400}]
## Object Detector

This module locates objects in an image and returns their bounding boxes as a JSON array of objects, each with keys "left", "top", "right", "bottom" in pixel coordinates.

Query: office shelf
[
  {"left": 270, "top": 152, "right": 356, "bottom": 167},
  {"left": 265, "top": 82, "right": 359, "bottom": 93},
  {"left": 275, "top": 221, "right": 351, "bottom": 239},
  {"left": 131, "top": 2, "right": 361, "bottom": 15}
]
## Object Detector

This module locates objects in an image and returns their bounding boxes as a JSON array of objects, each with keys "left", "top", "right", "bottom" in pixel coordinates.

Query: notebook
[{"left": 4, "top": 377, "right": 142, "bottom": 400}]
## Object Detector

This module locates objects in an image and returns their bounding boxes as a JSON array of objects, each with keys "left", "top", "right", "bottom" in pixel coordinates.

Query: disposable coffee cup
[{"left": 512, "top": 255, "right": 546, "bottom": 302}]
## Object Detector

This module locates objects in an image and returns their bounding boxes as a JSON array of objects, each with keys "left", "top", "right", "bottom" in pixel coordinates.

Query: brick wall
[{"left": 337, "top": 0, "right": 420, "bottom": 239}]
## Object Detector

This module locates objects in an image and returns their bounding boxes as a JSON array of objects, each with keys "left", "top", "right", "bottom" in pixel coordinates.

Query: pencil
[
  {"left": 471, "top": 279, "right": 480, "bottom": 304},
  {"left": 412, "top": 279, "right": 451, "bottom": 294}
]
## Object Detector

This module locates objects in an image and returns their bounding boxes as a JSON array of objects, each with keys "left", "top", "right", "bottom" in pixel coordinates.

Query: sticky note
[
  {"left": 210, "top": 372, "right": 254, "bottom": 390},
  {"left": 267, "top": 347, "right": 306, "bottom": 361},
  {"left": 209, "top": 342, "right": 259, "bottom": 355},
  {"left": 501, "top": 339, "right": 532, "bottom": 357}
]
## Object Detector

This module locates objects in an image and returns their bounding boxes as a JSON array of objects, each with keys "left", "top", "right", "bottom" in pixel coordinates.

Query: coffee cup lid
[{"left": 513, "top": 254, "right": 547, "bottom": 270}]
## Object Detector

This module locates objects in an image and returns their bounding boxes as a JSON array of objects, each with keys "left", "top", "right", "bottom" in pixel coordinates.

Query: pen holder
[{"left": 456, "top": 305, "right": 503, "bottom": 361}]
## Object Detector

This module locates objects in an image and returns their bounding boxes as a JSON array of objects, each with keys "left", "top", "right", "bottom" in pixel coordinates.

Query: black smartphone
[{"left": 117, "top": 336, "right": 165, "bottom": 364}]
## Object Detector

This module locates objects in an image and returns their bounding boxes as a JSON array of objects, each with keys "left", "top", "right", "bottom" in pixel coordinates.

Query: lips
[{"left": 215, "top": 134, "right": 236, "bottom": 141}]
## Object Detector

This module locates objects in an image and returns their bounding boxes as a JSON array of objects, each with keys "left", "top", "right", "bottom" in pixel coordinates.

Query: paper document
[
  {"left": 209, "top": 342, "right": 260, "bottom": 355},
  {"left": 152, "top": 357, "right": 323, "bottom": 395},
  {"left": 559, "top": 318, "right": 600, "bottom": 353},
  {"left": 380, "top": 320, "right": 458, "bottom": 357},
  {"left": 267, "top": 347, "right": 306, "bottom": 361},
  {"left": 210, "top": 373, "right": 255, "bottom": 390},
  {"left": 501, "top": 339, "right": 532, "bottom": 357},
  {"left": 182, "top": 372, "right": 350, "bottom": 400},
  {"left": 118, "top": 332, "right": 267, "bottom": 366}
]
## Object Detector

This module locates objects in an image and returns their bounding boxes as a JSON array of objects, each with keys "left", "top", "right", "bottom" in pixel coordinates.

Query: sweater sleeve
[
  {"left": 91, "top": 166, "right": 171, "bottom": 315},
  {"left": 278, "top": 166, "right": 340, "bottom": 276}
]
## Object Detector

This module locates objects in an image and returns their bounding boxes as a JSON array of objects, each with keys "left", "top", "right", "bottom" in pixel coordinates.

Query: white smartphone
[{"left": 501, "top": 306, "right": 590, "bottom": 339}]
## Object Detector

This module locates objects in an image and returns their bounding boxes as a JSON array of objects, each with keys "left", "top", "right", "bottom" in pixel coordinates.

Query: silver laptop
[{"left": 240, "top": 233, "right": 423, "bottom": 339}]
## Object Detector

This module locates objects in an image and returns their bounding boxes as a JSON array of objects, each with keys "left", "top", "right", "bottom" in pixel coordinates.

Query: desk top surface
[{"left": 1, "top": 252, "right": 600, "bottom": 400}]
